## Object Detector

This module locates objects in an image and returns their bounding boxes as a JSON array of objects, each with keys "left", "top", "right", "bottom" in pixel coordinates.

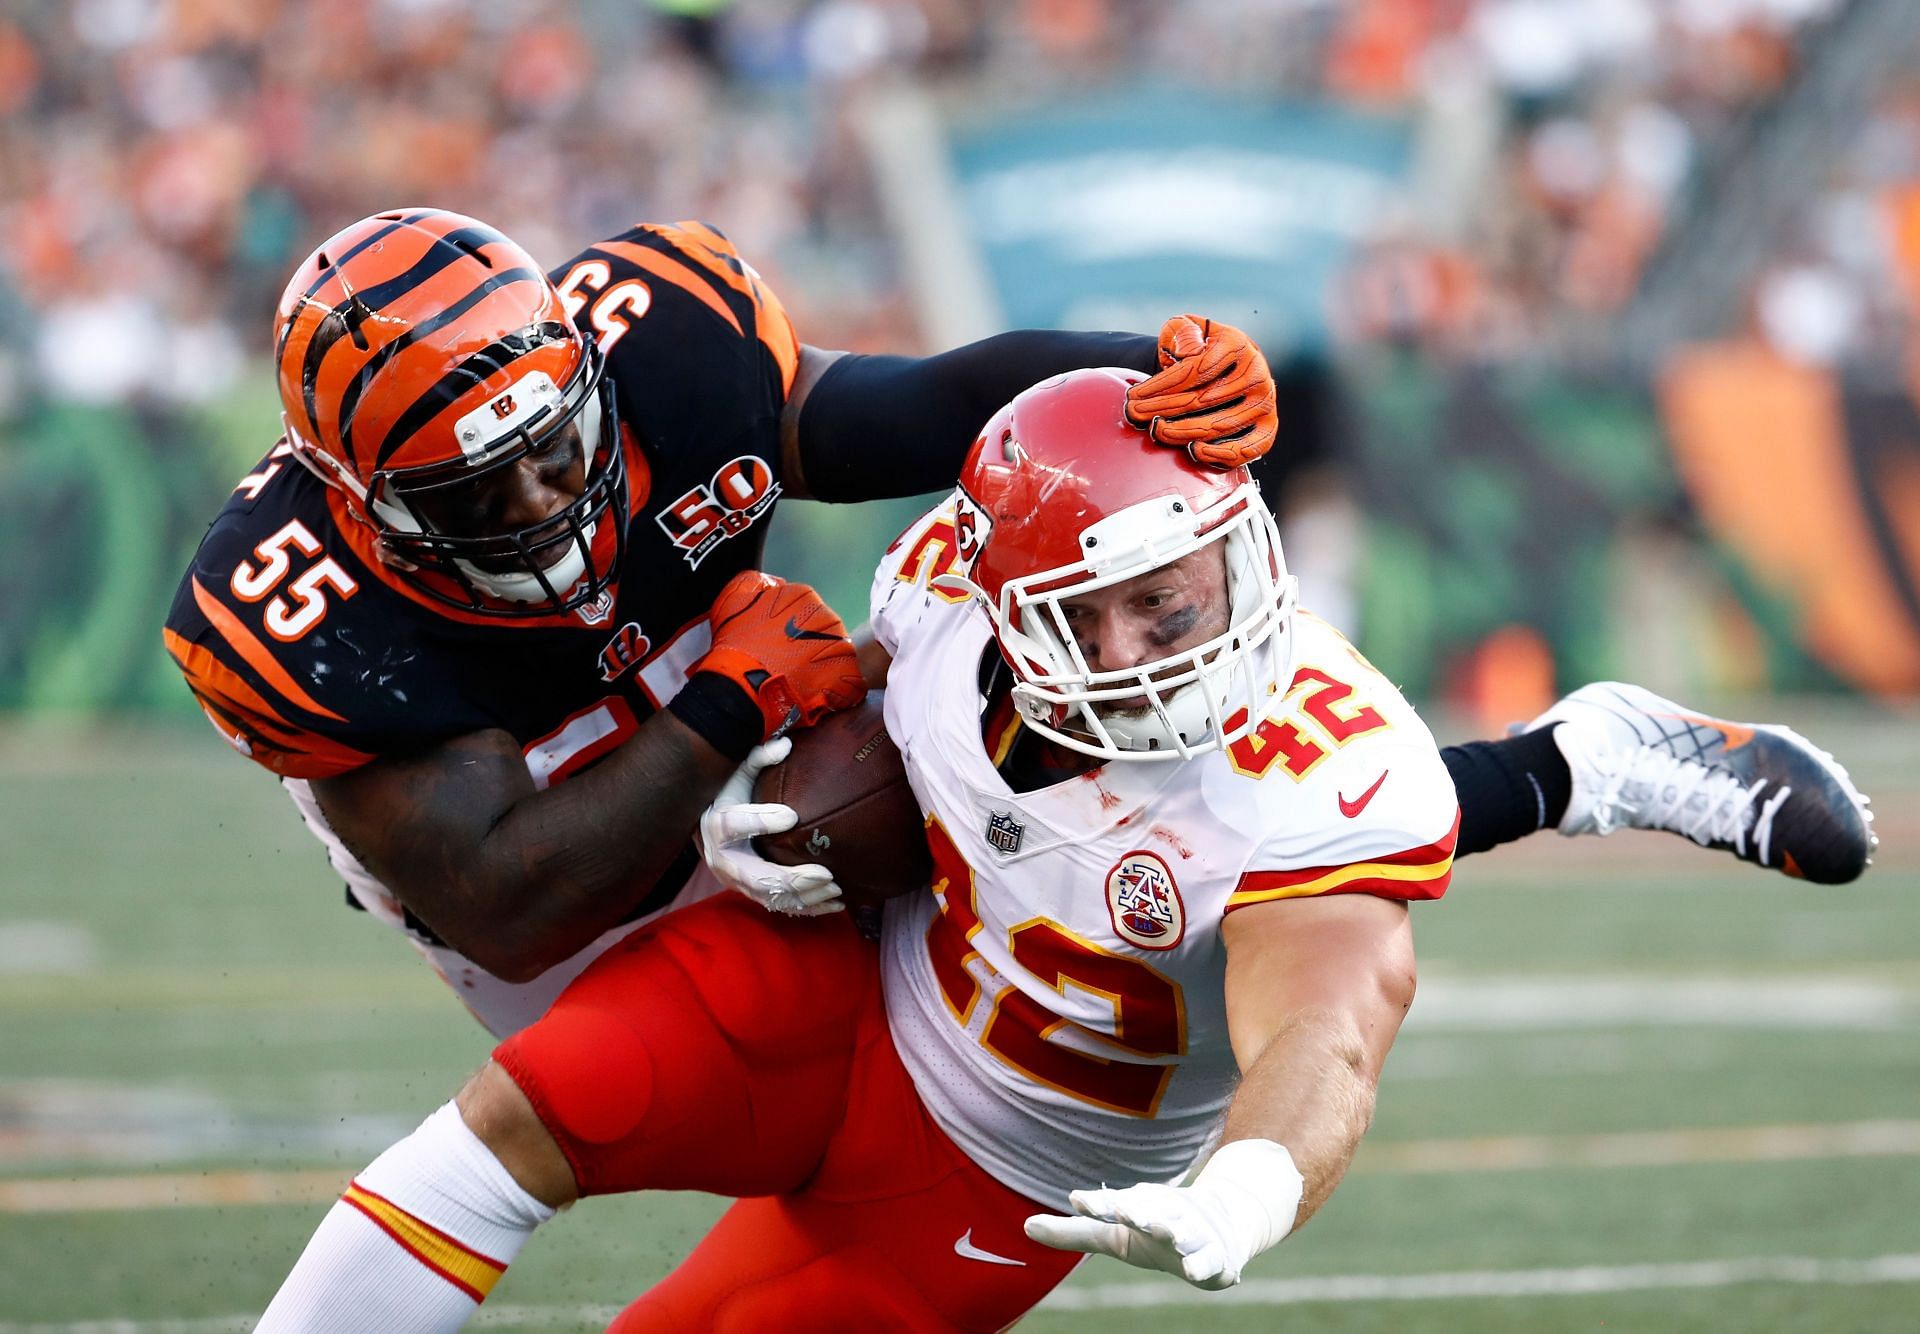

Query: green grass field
[{"left": 1, "top": 706, "right": 1914, "bottom": 1332}]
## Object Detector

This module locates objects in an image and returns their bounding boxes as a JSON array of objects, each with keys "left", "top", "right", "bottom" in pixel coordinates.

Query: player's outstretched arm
[
  {"left": 1212, "top": 893, "right": 1415, "bottom": 1222},
  {"left": 781, "top": 318, "right": 1275, "bottom": 501},
  {"left": 312, "top": 572, "right": 864, "bottom": 983},
  {"left": 1026, "top": 893, "right": 1414, "bottom": 1288}
]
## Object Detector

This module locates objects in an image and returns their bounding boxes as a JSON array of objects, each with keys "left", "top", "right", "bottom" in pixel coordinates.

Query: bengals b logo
[
  {"left": 490, "top": 394, "right": 518, "bottom": 420},
  {"left": 597, "top": 621, "right": 650, "bottom": 682}
]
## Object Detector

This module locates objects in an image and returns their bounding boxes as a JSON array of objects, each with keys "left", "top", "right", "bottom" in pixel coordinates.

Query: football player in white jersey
[
  {"left": 255, "top": 369, "right": 1875, "bottom": 1331},
  {"left": 863, "top": 366, "right": 1457, "bottom": 1289}
]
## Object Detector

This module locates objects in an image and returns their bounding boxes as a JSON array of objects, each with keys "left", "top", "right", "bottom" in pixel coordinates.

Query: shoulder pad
[
  {"left": 870, "top": 495, "right": 975, "bottom": 653},
  {"left": 550, "top": 220, "right": 800, "bottom": 397},
  {"left": 164, "top": 492, "right": 462, "bottom": 778}
]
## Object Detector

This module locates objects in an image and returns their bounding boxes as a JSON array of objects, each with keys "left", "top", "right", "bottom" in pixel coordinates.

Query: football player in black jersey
[{"left": 164, "top": 208, "right": 1287, "bottom": 1036}]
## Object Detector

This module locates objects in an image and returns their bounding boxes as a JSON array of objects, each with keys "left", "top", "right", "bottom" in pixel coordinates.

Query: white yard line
[
  {"left": 1037, "top": 1252, "right": 1920, "bottom": 1310},
  {"left": 1407, "top": 975, "right": 1917, "bottom": 1032},
  {"left": 3, "top": 1254, "right": 1917, "bottom": 1330},
  {"left": 6, "top": 1119, "right": 1919, "bottom": 1216},
  {"left": 0, "top": 1168, "right": 347, "bottom": 1213},
  {"left": 1354, "top": 1118, "right": 1920, "bottom": 1174}
]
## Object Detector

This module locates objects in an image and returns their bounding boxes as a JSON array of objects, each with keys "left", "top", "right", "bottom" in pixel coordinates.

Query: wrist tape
[{"left": 666, "top": 672, "right": 765, "bottom": 763}]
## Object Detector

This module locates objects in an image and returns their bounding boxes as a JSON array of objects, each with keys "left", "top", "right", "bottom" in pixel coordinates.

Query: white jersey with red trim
[{"left": 870, "top": 497, "right": 1459, "bottom": 1210}]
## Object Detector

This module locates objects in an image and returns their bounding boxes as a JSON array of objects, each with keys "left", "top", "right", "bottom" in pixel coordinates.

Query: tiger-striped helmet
[{"left": 274, "top": 209, "right": 625, "bottom": 617}]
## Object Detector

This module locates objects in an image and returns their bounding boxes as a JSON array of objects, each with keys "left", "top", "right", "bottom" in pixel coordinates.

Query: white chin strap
[{"left": 454, "top": 522, "right": 595, "bottom": 603}]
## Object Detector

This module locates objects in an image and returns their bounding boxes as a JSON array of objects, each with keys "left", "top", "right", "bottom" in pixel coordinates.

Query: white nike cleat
[{"left": 1525, "top": 682, "right": 1876, "bottom": 884}]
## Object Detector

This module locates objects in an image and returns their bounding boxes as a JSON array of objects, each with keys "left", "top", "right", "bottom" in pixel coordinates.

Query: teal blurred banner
[{"left": 949, "top": 90, "right": 1410, "bottom": 353}]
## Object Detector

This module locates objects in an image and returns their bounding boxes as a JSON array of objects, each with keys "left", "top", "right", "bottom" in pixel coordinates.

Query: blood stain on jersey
[
  {"left": 1148, "top": 824, "right": 1193, "bottom": 860},
  {"left": 1082, "top": 772, "right": 1123, "bottom": 812},
  {"left": 1106, "top": 851, "right": 1184, "bottom": 950},
  {"left": 985, "top": 810, "right": 1025, "bottom": 856}
]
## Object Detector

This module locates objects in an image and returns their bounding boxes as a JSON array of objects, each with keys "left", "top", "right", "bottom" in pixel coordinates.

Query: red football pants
[{"left": 493, "top": 893, "right": 1082, "bottom": 1331}]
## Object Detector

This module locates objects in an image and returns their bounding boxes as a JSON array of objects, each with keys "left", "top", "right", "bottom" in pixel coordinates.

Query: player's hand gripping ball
[
  {"left": 700, "top": 738, "right": 847, "bottom": 918},
  {"left": 700, "top": 570, "right": 866, "bottom": 740},
  {"left": 1124, "top": 315, "right": 1277, "bottom": 469},
  {"left": 751, "top": 692, "right": 933, "bottom": 910}
]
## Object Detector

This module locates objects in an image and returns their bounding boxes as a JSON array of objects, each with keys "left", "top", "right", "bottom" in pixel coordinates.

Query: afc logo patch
[
  {"left": 655, "top": 455, "right": 781, "bottom": 568},
  {"left": 1105, "top": 851, "right": 1184, "bottom": 950}
]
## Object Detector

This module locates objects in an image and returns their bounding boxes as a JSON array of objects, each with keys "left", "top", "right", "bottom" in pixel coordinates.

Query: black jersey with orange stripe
[{"left": 164, "top": 221, "right": 801, "bottom": 782}]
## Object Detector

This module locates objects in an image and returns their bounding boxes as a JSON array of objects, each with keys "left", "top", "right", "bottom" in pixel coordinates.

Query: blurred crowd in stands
[
  {"left": 1325, "top": 0, "right": 1917, "bottom": 369},
  {"left": 1, "top": 0, "right": 1911, "bottom": 421}
]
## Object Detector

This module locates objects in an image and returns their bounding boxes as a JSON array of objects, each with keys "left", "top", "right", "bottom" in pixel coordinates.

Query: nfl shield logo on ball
[
  {"left": 1106, "top": 851, "right": 1184, "bottom": 950},
  {"left": 985, "top": 811, "right": 1024, "bottom": 856}
]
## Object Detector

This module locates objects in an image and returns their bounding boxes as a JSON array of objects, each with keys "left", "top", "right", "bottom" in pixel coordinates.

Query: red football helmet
[
  {"left": 940, "top": 367, "right": 1298, "bottom": 761},
  {"left": 274, "top": 209, "right": 624, "bottom": 617}
]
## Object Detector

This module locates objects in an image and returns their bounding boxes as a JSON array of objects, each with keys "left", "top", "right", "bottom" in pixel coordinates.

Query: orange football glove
[
  {"left": 700, "top": 571, "right": 867, "bottom": 739},
  {"left": 1124, "top": 315, "right": 1278, "bottom": 470}
]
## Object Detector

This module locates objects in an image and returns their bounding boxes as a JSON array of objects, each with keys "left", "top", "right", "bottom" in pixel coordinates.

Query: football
[{"left": 752, "top": 691, "right": 934, "bottom": 909}]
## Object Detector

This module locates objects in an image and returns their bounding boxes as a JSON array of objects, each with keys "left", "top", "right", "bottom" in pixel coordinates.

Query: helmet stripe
[
  {"left": 274, "top": 210, "right": 433, "bottom": 364},
  {"left": 296, "top": 227, "right": 518, "bottom": 442},
  {"left": 332, "top": 266, "right": 542, "bottom": 468},
  {"left": 370, "top": 321, "right": 574, "bottom": 471}
]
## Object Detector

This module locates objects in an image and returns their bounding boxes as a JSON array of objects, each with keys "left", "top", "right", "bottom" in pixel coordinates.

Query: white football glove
[
  {"left": 697, "top": 737, "right": 844, "bottom": 918},
  {"left": 1023, "top": 1140, "right": 1303, "bottom": 1290}
]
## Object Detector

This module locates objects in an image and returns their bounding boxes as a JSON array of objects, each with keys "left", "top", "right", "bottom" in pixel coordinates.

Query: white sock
[{"left": 257, "top": 1101, "right": 557, "bottom": 1333}]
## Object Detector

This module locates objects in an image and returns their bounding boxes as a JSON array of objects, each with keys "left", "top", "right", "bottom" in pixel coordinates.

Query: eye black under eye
[{"left": 1149, "top": 605, "right": 1201, "bottom": 646}]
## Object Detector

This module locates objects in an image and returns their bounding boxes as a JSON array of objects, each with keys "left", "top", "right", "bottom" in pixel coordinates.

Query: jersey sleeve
[
  {"left": 1227, "top": 738, "right": 1460, "bottom": 910},
  {"left": 869, "top": 493, "right": 969, "bottom": 656},
  {"left": 160, "top": 466, "right": 467, "bottom": 780},
  {"left": 552, "top": 220, "right": 801, "bottom": 402},
  {"left": 163, "top": 567, "right": 378, "bottom": 780},
  {"left": 1224, "top": 615, "right": 1462, "bottom": 910}
]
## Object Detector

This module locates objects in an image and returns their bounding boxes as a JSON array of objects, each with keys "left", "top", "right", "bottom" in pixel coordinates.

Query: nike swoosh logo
[
  {"left": 1659, "top": 711, "right": 1755, "bottom": 751},
  {"left": 954, "top": 1228, "right": 1026, "bottom": 1267},
  {"left": 1339, "top": 770, "right": 1389, "bottom": 819},
  {"left": 785, "top": 615, "right": 842, "bottom": 642}
]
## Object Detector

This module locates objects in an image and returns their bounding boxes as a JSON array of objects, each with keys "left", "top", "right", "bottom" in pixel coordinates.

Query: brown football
[{"left": 752, "top": 691, "right": 933, "bottom": 910}]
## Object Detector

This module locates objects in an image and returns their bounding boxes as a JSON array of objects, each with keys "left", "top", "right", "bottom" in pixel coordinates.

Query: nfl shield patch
[{"left": 985, "top": 810, "right": 1025, "bottom": 856}]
